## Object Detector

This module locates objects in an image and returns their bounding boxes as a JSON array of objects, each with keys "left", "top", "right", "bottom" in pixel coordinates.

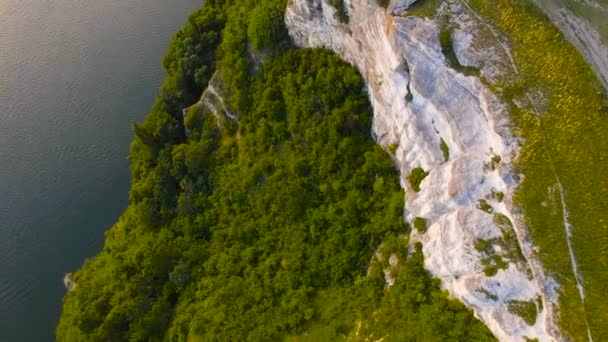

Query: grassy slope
[{"left": 467, "top": 1, "right": 608, "bottom": 340}]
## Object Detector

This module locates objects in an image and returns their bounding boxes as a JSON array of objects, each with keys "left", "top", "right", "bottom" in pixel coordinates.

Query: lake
[{"left": 0, "top": 0, "right": 200, "bottom": 340}]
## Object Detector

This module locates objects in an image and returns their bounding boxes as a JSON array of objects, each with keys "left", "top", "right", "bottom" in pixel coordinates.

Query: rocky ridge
[{"left": 285, "top": 0, "right": 560, "bottom": 340}]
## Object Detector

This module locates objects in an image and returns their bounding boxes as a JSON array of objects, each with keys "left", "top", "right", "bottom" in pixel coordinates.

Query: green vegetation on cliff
[
  {"left": 408, "top": 167, "right": 429, "bottom": 192},
  {"left": 56, "top": 1, "right": 494, "bottom": 341},
  {"left": 468, "top": 0, "right": 608, "bottom": 340}
]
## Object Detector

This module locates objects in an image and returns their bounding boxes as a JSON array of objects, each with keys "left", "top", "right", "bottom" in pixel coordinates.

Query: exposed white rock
[
  {"left": 285, "top": 0, "right": 560, "bottom": 340},
  {"left": 197, "top": 71, "right": 237, "bottom": 124},
  {"left": 184, "top": 71, "right": 238, "bottom": 136},
  {"left": 63, "top": 273, "right": 76, "bottom": 291},
  {"left": 376, "top": 251, "right": 400, "bottom": 286}
]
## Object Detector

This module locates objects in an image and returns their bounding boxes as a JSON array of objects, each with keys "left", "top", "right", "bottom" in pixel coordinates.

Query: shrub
[
  {"left": 477, "top": 199, "right": 493, "bottom": 213},
  {"left": 408, "top": 167, "right": 429, "bottom": 192},
  {"left": 389, "top": 143, "right": 398, "bottom": 154},
  {"left": 405, "top": 91, "right": 413, "bottom": 103},
  {"left": 413, "top": 217, "right": 427, "bottom": 233},
  {"left": 440, "top": 138, "right": 449, "bottom": 162},
  {"left": 474, "top": 238, "right": 493, "bottom": 254},
  {"left": 508, "top": 300, "right": 538, "bottom": 326},
  {"left": 481, "top": 255, "right": 508, "bottom": 276}
]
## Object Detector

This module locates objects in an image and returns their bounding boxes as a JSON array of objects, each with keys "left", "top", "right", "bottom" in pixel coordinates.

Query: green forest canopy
[{"left": 56, "top": 0, "right": 494, "bottom": 341}]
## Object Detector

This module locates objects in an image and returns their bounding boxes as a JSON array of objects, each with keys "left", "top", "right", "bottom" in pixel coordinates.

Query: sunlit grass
[
  {"left": 406, "top": 0, "right": 442, "bottom": 18},
  {"left": 467, "top": 0, "right": 608, "bottom": 340}
]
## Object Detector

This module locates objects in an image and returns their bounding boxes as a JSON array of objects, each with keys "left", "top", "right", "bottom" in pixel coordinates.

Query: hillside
[{"left": 57, "top": 0, "right": 608, "bottom": 341}]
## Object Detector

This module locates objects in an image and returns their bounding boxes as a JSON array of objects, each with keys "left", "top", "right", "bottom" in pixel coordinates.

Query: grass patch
[
  {"left": 508, "top": 299, "right": 538, "bottom": 326},
  {"left": 406, "top": 0, "right": 442, "bottom": 18},
  {"left": 440, "top": 138, "right": 450, "bottom": 162},
  {"left": 475, "top": 238, "right": 508, "bottom": 276},
  {"left": 477, "top": 199, "right": 494, "bottom": 213},
  {"left": 466, "top": 2, "right": 608, "bottom": 336},
  {"left": 474, "top": 213, "right": 531, "bottom": 278},
  {"left": 389, "top": 143, "right": 398, "bottom": 154},
  {"left": 481, "top": 254, "right": 508, "bottom": 277},
  {"left": 474, "top": 238, "right": 495, "bottom": 254},
  {"left": 408, "top": 167, "right": 429, "bottom": 192},
  {"left": 493, "top": 213, "right": 531, "bottom": 277},
  {"left": 493, "top": 213, "right": 512, "bottom": 231},
  {"left": 413, "top": 217, "right": 427, "bottom": 233}
]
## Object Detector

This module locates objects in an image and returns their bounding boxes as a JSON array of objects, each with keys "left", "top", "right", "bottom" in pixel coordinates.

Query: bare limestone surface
[{"left": 285, "top": 0, "right": 561, "bottom": 340}]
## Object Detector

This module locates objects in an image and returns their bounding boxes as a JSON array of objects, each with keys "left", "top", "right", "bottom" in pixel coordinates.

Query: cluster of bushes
[{"left": 56, "top": 1, "right": 495, "bottom": 341}]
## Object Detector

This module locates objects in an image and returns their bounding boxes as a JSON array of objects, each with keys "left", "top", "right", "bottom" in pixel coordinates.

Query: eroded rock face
[
  {"left": 388, "top": 0, "right": 419, "bottom": 16},
  {"left": 184, "top": 71, "right": 237, "bottom": 136},
  {"left": 200, "top": 71, "right": 237, "bottom": 122},
  {"left": 285, "top": 0, "right": 559, "bottom": 340}
]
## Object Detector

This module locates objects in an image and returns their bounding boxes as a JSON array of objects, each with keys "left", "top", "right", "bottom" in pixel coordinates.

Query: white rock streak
[
  {"left": 285, "top": 0, "right": 559, "bottom": 340},
  {"left": 204, "top": 73, "right": 237, "bottom": 121},
  {"left": 556, "top": 179, "right": 594, "bottom": 342}
]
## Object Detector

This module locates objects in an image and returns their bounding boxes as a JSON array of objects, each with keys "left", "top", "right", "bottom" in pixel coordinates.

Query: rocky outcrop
[
  {"left": 285, "top": 0, "right": 559, "bottom": 340},
  {"left": 63, "top": 273, "right": 76, "bottom": 291},
  {"left": 199, "top": 71, "right": 237, "bottom": 123},
  {"left": 183, "top": 71, "right": 237, "bottom": 136}
]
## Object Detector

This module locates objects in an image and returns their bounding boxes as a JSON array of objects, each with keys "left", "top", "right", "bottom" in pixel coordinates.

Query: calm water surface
[{"left": 0, "top": 0, "right": 200, "bottom": 340}]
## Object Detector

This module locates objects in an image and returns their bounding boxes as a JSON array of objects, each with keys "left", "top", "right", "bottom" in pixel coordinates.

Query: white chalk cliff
[{"left": 285, "top": 0, "right": 560, "bottom": 340}]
